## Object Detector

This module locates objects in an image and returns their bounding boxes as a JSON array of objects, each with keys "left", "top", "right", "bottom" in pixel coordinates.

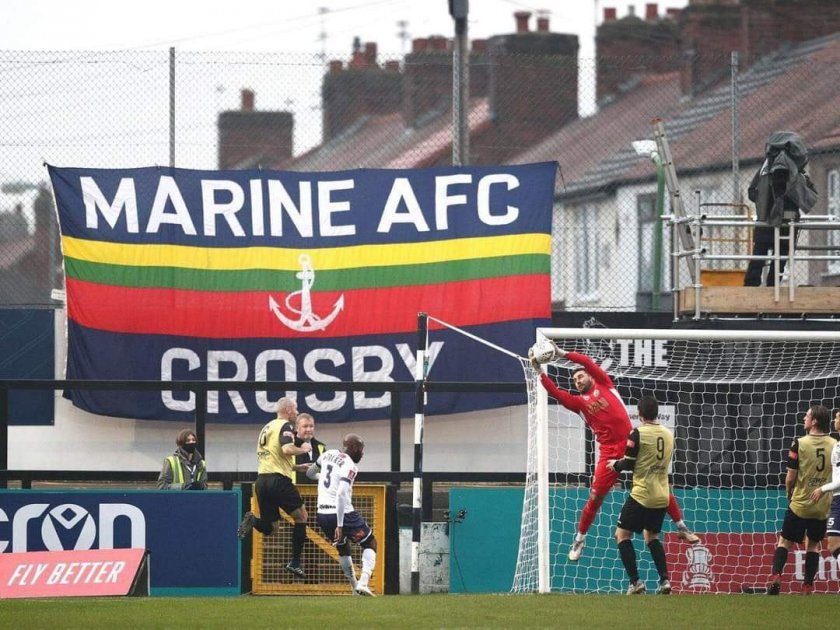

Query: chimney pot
[
  {"left": 537, "top": 16, "right": 549, "bottom": 32},
  {"left": 603, "top": 7, "right": 617, "bottom": 21},
  {"left": 429, "top": 35, "right": 448, "bottom": 51},
  {"left": 514, "top": 11, "right": 531, "bottom": 33},
  {"left": 241, "top": 89, "right": 255, "bottom": 112},
  {"left": 645, "top": 3, "right": 658, "bottom": 21}
]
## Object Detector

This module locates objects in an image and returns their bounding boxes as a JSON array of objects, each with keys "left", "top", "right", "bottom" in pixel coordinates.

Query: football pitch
[{"left": 2, "top": 594, "right": 839, "bottom": 628}]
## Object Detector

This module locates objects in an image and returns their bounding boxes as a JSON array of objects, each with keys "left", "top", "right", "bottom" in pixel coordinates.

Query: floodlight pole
[
  {"left": 169, "top": 47, "right": 175, "bottom": 167},
  {"left": 450, "top": 0, "right": 469, "bottom": 165}
]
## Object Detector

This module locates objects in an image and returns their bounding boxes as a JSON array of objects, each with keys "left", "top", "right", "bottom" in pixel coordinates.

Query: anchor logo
[{"left": 268, "top": 253, "right": 344, "bottom": 332}]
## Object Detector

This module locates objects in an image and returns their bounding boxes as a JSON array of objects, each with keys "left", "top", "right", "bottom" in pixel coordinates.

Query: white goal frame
[{"left": 530, "top": 326, "right": 840, "bottom": 594}]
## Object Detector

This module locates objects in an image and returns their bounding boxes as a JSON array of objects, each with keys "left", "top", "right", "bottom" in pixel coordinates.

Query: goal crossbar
[{"left": 537, "top": 327, "right": 840, "bottom": 343}]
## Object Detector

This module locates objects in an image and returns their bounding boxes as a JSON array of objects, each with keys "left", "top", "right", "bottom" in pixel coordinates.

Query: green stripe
[{"left": 64, "top": 255, "right": 549, "bottom": 292}]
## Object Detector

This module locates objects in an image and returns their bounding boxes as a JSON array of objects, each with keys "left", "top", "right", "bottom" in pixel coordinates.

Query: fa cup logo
[{"left": 682, "top": 544, "right": 714, "bottom": 591}]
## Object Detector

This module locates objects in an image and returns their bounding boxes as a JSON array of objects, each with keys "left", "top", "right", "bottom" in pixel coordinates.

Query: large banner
[{"left": 49, "top": 163, "right": 556, "bottom": 423}]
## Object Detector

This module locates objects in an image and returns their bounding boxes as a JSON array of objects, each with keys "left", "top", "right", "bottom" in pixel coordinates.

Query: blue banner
[
  {"left": 0, "top": 309, "right": 54, "bottom": 426},
  {"left": 49, "top": 164, "right": 555, "bottom": 423},
  {"left": 0, "top": 490, "right": 241, "bottom": 595}
]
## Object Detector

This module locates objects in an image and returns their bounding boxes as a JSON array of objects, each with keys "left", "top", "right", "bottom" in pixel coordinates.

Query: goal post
[{"left": 514, "top": 326, "right": 840, "bottom": 594}]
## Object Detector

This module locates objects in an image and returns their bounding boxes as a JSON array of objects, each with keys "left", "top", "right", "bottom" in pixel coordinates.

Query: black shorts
[
  {"left": 255, "top": 473, "right": 303, "bottom": 521},
  {"left": 828, "top": 496, "right": 840, "bottom": 537},
  {"left": 617, "top": 495, "right": 667, "bottom": 534},
  {"left": 780, "top": 507, "right": 827, "bottom": 544},
  {"left": 316, "top": 511, "right": 373, "bottom": 546}
]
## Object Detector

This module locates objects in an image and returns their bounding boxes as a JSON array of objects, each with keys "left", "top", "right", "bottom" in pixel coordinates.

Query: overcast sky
[
  {"left": 1, "top": 0, "right": 689, "bottom": 55},
  {"left": 0, "top": 0, "right": 690, "bottom": 188}
]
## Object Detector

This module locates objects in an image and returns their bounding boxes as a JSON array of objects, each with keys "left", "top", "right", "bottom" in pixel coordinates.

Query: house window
[
  {"left": 574, "top": 206, "right": 600, "bottom": 300},
  {"left": 828, "top": 170, "right": 840, "bottom": 274},
  {"left": 637, "top": 194, "right": 657, "bottom": 293}
]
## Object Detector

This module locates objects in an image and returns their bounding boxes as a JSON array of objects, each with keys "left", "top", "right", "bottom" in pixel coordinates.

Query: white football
[{"left": 530, "top": 338, "right": 557, "bottom": 364}]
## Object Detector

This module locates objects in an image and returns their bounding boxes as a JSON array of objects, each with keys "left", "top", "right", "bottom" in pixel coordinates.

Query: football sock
[
  {"left": 253, "top": 516, "right": 272, "bottom": 535},
  {"left": 666, "top": 494, "right": 683, "bottom": 523},
  {"left": 646, "top": 539, "right": 669, "bottom": 581},
  {"left": 771, "top": 546, "right": 789, "bottom": 576},
  {"left": 804, "top": 551, "right": 819, "bottom": 586},
  {"left": 618, "top": 539, "right": 638, "bottom": 583},
  {"left": 292, "top": 522, "right": 306, "bottom": 563},
  {"left": 360, "top": 548, "right": 376, "bottom": 584},
  {"left": 338, "top": 555, "right": 357, "bottom": 587}
]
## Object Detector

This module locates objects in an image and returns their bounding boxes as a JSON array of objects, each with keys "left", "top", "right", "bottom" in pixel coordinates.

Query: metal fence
[{"left": 2, "top": 45, "right": 839, "bottom": 310}]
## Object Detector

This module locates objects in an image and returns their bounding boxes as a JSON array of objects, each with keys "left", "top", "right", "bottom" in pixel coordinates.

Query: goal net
[{"left": 512, "top": 326, "right": 840, "bottom": 594}]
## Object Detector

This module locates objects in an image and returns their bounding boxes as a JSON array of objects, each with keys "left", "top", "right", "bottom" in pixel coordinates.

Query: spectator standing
[
  {"left": 293, "top": 413, "right": 326, "bottom": 484},
  {"left": 157, "top": 428, "right": 207, "bottom": 490}
]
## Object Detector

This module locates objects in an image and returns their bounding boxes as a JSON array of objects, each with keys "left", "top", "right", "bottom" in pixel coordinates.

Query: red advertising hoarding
[
  {"left": 0, "top": 548, "right": 147, "bottom": 599},
  {"left": 666, "top": 533, "right": 839, "bottom": 594}
]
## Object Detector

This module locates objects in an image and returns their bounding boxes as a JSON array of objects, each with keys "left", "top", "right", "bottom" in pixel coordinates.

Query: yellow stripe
[{"left": 61, "top": 234, "right": 550, "bottom": 271}]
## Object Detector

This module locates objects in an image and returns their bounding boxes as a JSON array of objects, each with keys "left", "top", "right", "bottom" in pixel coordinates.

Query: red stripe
[{"left": 66, "top": 276, "right": 549, "bottom": 339}]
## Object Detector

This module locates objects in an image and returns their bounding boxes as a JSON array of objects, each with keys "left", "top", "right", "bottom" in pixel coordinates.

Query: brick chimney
[
  {"left": 218, "top": 90, "right": 293, "bottom": 169},
  {"left": 536, "top": 11, "right": 550, "bottom": 32},
  {"left": 402, "top": 35, "right": 453, "bottom": 129},
  {"left": 480, "top": 12, "right": 579, "bottom": 163},
  {"left": 603, "top": 7, "right": 617, "bottom": 21},
  {"left": 645, "top": 3, "right": 658, "bottom": 21},
  {"left": 321, "top": 40, "right": 402, "bottom": 141},
  {"left": 739, "top": 0, "right": 840, "bottom": 67},
  {"left": 241, "top": 89, "right": 255, "bottom": 111},
  {"left": 677, "top": 0, "right": 840, "bottom": 97},
  {"left": 596, "top": 7, "right": 680, "bottom": 102},
  {"left": 514, "top": 11, "right": 531, "bottom": 33},
  {"left": 469, "top": 39, "right": 490, "bottom": 98}
]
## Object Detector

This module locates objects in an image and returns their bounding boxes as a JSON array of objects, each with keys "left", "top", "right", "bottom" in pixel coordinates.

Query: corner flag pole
[{"left": 411, "top": 312, "right": 429, "bottom": 594}]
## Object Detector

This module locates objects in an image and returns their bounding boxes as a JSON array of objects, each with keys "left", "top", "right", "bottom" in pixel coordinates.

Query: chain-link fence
[{"left": 2, "top": 35, "right": 839, "bottom": 310}]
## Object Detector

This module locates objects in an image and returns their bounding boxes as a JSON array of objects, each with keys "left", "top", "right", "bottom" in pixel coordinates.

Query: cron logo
[{"left": 0, "top": 503, "right": 146, "bottom": 552}]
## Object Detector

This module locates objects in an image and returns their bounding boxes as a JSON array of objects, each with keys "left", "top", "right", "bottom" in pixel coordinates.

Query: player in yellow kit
[
  {"left": 237, "top": 397, "right": 313, "bottom": 578},
  {"left": 607, "top": 394, "right": 674, "bottom": 595},
  {"left": 767, "top": 404, "right": 836, "bottom": 595}
]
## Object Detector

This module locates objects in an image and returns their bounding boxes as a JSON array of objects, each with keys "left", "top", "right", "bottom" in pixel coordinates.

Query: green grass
[{"left": 1, "top": 594, "right": 839, "bottom": 629}]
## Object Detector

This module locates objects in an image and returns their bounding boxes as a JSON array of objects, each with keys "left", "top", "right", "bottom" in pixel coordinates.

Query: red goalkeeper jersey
[{"left": 539, "top": 351, "right": 632, "bottom": 451}]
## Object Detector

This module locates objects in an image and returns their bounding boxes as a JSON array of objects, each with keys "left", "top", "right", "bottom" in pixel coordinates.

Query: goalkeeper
[{"left": 530, "top": 343, "right": 700, "bottom": 561}]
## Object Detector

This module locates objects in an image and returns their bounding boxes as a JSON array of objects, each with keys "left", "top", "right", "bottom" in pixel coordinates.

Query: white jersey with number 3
[{"left": 316, "top": 449, "right": 358, "bottom": 514}]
